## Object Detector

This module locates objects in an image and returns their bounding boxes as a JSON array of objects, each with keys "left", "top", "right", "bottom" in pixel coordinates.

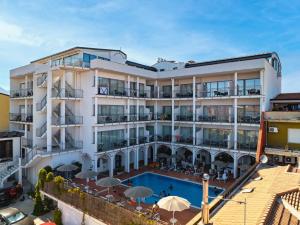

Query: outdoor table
[
  {"left": 170, "top": 218, "right": 177, "bottom": 224},
  {"left": 136, "top": 206, "right": 143, "bottom": 212}
]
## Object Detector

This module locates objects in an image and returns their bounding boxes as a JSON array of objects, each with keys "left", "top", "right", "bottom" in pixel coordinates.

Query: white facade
[{"left": 6, "top": 47, "right": 282, "bottom": 185}]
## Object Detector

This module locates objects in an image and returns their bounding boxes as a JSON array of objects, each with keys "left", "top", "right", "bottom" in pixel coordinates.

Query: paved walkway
[{"left": 210, "top": 165, "right": 300, "bottom": 225}]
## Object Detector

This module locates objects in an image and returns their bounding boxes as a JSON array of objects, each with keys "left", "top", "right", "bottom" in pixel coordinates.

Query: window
[
  {"left": 288, "top": 129, "right": 300, "bottom": 144},
  {"left": 203, "top": 81, "right": 231, "bottom": 97},
  {"left": 0, "top": 140, "right": 13, "bottom": 162}
]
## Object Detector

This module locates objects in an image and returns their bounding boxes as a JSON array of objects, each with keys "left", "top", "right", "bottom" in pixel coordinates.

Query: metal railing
[
  {"left": 238, "top": 115, "right": 260, "bottom": 124},
  {"left": 97, "top": 114, "right": 127, "bottom": 124},
  {"left": 175, "top": 91, "right": 193, "bottom": 98},
  {"left": 36, "top": 95, "right": 47, "bottom": 111},
  {"left": 65, "top": 140, "right": 83, "bottom": 150},
  {"left": 37, "top": 73, "right": 47, "bottom": 86},
  {"left": 159, "top": 91, "right": 172, "bottom": 98},
  {"left": 199, "top": 139, "right": 229, "bottom": 149},
  {"left": 36, "top": 122, "right": 47, "bottom": 137},
  {"left": 52, "top": 88, "right": 83, "bottom": 98},
  {"left": 97, "top": 87, "right": 156, "bottom": 98},
  {"left": 52, "top": 116, "right": 83, "bottom": 125},
  {"left": 51, "top": 60, "right": 90, "bottom": 68},
  {"left": 21, "top": 137, "right": 33, "bottom": 148},
  {"left": 156, "top": 135, "right": 172, "bottom": 142},
  {"left": 156, "top": 113, "right": 172, "bottom": 120},
  {"left": 237, "top": 142, "right": 257, "bottom": 152},
  {"left": 10, "top": 88, "right": 33, "bottom": 98},
  {"left": 10, "top": 113, "right": 33, "bottom": 122},
  {"left": 174, "top": 135, "right": 193, "bottom": 145},
  {"left": 97, "top": 140, "right": 128, "bottom": 152}
]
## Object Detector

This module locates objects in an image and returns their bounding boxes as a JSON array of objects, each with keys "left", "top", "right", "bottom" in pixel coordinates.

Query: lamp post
[{"left": 202, "top": 173, "right": 210, "bottom": 224}]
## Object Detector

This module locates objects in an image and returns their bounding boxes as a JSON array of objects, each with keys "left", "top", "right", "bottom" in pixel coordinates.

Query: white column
[
  {"left": 234, "top": 72, "right": 238, "bottom": 96},
  {"left": 46, "top": 70, "right": 52, "bottom": 152},
  {"left": 171, "top": 78, "right": 175, "bottom": 142},
  {"left": 94, "top": 127, "right": 98, "bottom": 153},
  {"left": 124, "top": 151, "right": 130, "bottom": 173},
  {"left": 234, "top": 98, "right": 238, "bottom": 150},
  {"left": 94, "top": 155, "right": 98, "bottom": 173},
  {"left": 94, "top": 69, "right": 98, "bottom": 94},
  {"left": 144, "top": 148, "right": 148, "bottom": 166},
  {"left": 109, "top": 154, "right": 115, "bottom": 177},
  {"left": 193, "top": 76, "right": 196, "bottom": 145},
  {"left": 154, "top": 145, "right": 157, "bottom": 162},
  {"left": 134, "top": 149, "right": 139, "bottom": 170},
  {"left": 192, "top": 149, "right": 197, "bottom": 165},
  {"left": 18, "top": 157, "right": 22, "bottom": 185},
  {"left": 95, "top": 97, "right": 98, "bottom": 124},
  {"left": 233, "top": 152, "right": 238, "bottom": 178},
  {"left": 260, "top": 69, "right": 265, "bottom": 112},
  {"left": 211, "top": 153, "right": 216, "bottom": 169}
]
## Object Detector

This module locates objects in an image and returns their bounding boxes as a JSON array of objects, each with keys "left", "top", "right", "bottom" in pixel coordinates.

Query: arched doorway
[
  {"left": 129, "top": 150, "right": 135, "bottom": 169},
  {"left": 115, "top": 151, "right": 125, "bottom": 174},
  {"left": 176, "top": 147, "right": 192, "bottom": 163},
  {"left": 157, "top": 145, "right": 172, "bottom": 166},
  {"left": 214, "top": 152, "right": 234, "bottom": 174},
  {"left": 238, "top": 155, "right": 255, "bottom": 177},
  {"left": 195, "top": 149, "right": 211, "bottom": 170},
  {"left": 148, "top": 145, "right": 154, "bottom": 163},
  {"left": 97, "top": 155, "right": 109, "bottom": 176}
]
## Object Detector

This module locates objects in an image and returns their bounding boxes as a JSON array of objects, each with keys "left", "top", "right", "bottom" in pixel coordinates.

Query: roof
[
  {"left": 0, "top": 87, "right": 9, "bottom": 96},
  {"left": 0, "top": 131, "right": 23, "bottom": 138},
  {"left": 30, "top": 46, "right": 127, "bottom": 63},
  {"left": 125, "top": 60, "right": 157, "bottom": 72},
  {"left": 210, "top": 165, "right": 300, "bottom": 225},
  {"left": 185, "top": 52, "right": 277, "bottom": 68},
  {"left": 271, "top": 93, "right": 300, "bottom": 101}
]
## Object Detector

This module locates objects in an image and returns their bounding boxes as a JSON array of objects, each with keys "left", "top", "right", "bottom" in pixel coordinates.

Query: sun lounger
[{"left": 241, "top": 188, "right": 254, "bottom": 193}]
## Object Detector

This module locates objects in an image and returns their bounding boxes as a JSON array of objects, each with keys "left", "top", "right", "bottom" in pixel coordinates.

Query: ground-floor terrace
[{"left": 95, "top": 143, "right": 257, "bottom": 180}]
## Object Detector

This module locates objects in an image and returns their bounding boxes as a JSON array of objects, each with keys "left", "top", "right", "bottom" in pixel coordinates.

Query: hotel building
[{"left": 3, "top": 47, "right": 282, "bottom": 186}]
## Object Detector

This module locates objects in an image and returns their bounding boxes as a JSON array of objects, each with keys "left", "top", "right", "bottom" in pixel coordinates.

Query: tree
[
  {"left": 53, "top": 208, "right": 63, "bottom": 225},
  {"left": 46, "top": 172, "right": 54, "bottom": 182},
  {"left": 32, "top": 189, "right": 44, "bottom": 216},
  {"left": 38, "top": 168, "right": 47, "bottom": 189}
]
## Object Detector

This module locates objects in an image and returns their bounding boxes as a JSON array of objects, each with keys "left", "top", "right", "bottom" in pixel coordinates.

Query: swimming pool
[{"left": 122, "top": 172, "right": 223, "bottom": 208}]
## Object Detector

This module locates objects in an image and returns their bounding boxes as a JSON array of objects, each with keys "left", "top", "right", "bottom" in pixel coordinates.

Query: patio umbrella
[
  {"left": 157, "top": 196, "right": 191, "bottom": 225},
  {"left": 57, "top": 164, "right": 79, "bottom": 178},
  {"left": 96, "top": 177, "right": 121, "bottom": 194},
  {"left": 40, "top": 222, "right": 56, "bottom": 225},
  {"left": 124, "top": 186, "right": 153, "bottom": 208},
  {"left": 75, "top": 170, "right": 99, "bottom": 190}
]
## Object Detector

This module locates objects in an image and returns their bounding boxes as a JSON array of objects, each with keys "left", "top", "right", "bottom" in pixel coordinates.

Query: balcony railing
[
  {"left": 197, "top": 88, "right": 234, "bottom": 98},
  {"left": 138, "top": 113, "right": 154, "bottom": 121},
  {"left": 238, "top": 85, "right": 261, "bottom": 96},
  {"left": 21, "top": 137, "right": 33, "bottom": 148},
  {"left": 156, "top": 135, "right": 172, "bottom": 142},
  {"left": 97, "top": 139, "right": 127, "bottom": 152},
  {"left": 51, "top": 60, "right": 90, "bottom": 68},
  {"left": 10, "top": 113, "right": 33, "bottom": 123},
  {"left": 10, "top": 88, "right": 33, "bottom": 98},
  {"left": 97, "top": 114, "right": 127, "bottom": 124},
  {"left": 238, "top": 115, "right": 260, "bottom": 124},
  {"left": 65, "top": 140, "right": 83, "bottom": 150},
  {"left": 97, "top": 87, "right": 156, "bottom": 98},
  {"left": 174, "top": 135, "right": 193, "bottom": 145},
  {"left": 37, "top": 73, "right": 47, "bottom": 86},
  {"left": 157, "top": 113, "right": 172, "bottom": 121},
  {"left": 237, "top": 142, "right": 257, "bottom": 152},
  {"left": 197, "top": 115, "right": 231, "bottom": 123},
  {"left": 52, "top": 116, "right": 83, "bottom": 125},
  {"left": 159, "top": 91, "right": 172, "bottom": 98},
  {"left": 200, "top": 139, "right": 229, "bottom": 149},
  {"left": 175, "top": 91, "right": 193, "bottom": 98},
  {"left": 175, "top": 114, "right": 193, "bottom": 122},
  {"left": 52, "top": 88, "right": 83, "bottom": 98}
]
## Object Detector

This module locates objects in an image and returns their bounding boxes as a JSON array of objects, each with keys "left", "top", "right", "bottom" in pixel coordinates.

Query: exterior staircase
[
  {"left": 37, "top": 73, "right": 47, "bottom": 87},
  {"left": 36, "top": 94, "right": 47, "bottom": 112},
  {"left": 36, "top": 122, "right": 47, "bottom": 138},
  {"left": 0, "top": 160, "right": 19, "bottom": 188}
]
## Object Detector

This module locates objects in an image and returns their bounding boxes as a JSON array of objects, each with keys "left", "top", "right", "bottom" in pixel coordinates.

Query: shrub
[
  {"left": 46, "top": 172, "right": 54, "bottom": 182},
  {"left": 38, "top": 168, "right": 47, "bottom": 189},
  {"left": 54, "top": 176, "right": 64, "bottom": 195},
  {"left": 44, "top": 196, "right": 55, "bottom": 212},
  {"left": 44, "top": 165, "right": 53, "bottom": 173},
  {"left": 53, "top": 208, "right": 63, "bottom": 225},
  {"left": 32, "top": 190, "right": 44, "bottom": 216}
]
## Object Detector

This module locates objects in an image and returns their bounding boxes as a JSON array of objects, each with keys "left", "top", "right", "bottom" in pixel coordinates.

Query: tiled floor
[{"left": 72, "top": 166, "right": 234, "bottom": 224}]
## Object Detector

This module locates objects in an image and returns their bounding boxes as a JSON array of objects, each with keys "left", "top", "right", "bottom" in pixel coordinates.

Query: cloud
[{"left": 0, "top": 19, "right": 43, "bottom": 46}]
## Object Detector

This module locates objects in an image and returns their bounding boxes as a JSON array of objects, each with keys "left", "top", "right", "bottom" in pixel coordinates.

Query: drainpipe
[{"left": 202, "top": 173, "right": 210, "bottom": 224}]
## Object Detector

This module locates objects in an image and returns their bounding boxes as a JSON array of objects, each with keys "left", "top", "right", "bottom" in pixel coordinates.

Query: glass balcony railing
[
  {"left": 97, "top": 114, "right": 127, "bottom": 124},
  {"left": 97, "top": 139, "right": 127, "bottom": 152},
  {"left": 138, "top": 113, "right": 154, "bottom": 121},
  {"left": 200, "top": 139, "right": 229, "bottom": 148},
  {"left": 97, "top": 87, "right": 156, "bottom": 98},
  {"left": 197, "top": 88, "right": 234, "bottom": 98},
  {"left": 21, "top": 137, "right": 33, "bottom": 148},
  {"left": 10, "top": 88, "right": 33, "bottom": 98},
  {"left": 175, "top": 114, "right": 193, "bottom": 122},
  {"left": 159, "top": 91, "right": 172, "bottom": 98},
  {"left": 238, "top": 115, "right": 260, "bottom": 124},
  {"left": 175, "top": 91, "right": 193, "bottom": 98},
  {"left": 10, "top": 113, "right": 33, "bottom": 123},
  {"left": 52, "top": 116, "right": 83, "bottom": 125},
  {"left": 237, "top": 142, "right": 257, "bottom": 151},
  {"left": 52, "top": 88, "right": 83, "bottom": 98},
  {"left": 197, "top": 115, "right": 231, "bottom": 123},
  {"left": 174, "top": 135, "right": 193, "bottom": 145},
  {"left": 156, "top": 135, "right": 172, "bottom": 142},
  {"left": 238, "top": 85, "right": 261, "bottom": 96},
  {"left": 65, "top": 141, "right": 83, "bottom": 150},
  {"left": 157, "top": 113, "right": 172, "bottom": 121}
]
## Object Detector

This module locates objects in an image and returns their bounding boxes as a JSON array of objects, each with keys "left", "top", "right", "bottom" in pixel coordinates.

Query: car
[{"left": 0, "top": 208, "right": 34, "bottom": 225}]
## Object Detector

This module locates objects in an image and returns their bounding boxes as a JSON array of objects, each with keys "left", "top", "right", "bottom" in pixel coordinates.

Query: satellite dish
[{"left": 260, "top": 154, "right": 268, "bottom": 164}]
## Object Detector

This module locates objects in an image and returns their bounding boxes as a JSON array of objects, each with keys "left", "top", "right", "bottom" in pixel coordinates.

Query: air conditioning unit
[
  {"left": 285, "top": 157, "right": 295, "bottom": 164},
  {"left": 268, "top": 127, "right": 279, "bottom": 133}
]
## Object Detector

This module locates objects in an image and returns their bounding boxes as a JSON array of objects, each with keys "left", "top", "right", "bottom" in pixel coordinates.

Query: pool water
[{"left": 122, "top": 172, "right": 223, "bottom": 208}]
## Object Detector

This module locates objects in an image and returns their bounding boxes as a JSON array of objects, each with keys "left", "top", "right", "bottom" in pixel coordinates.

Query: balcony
[
  {"left": 156, "top": 135, "right": 172, "bottom": 142},
  {"left": 265, "top": 145, "right": 300, "bottom": 157},
  {"left": 10, "top": 88, "right": 33, "bottom": 98},
  {"left": 200, "top": 139, "right": 229, "bottom": 149},
  {"left": 157, "top": 113, "right": 172, "bottom": 121},
  {"left": 97, "top": 87, "right": 156, "bottom": 98},
  {"left": 51, "top": 59, "right": 90, "bottom": 68},
  {"left": 238, "top": 115, "right": 260, "bottom": 124},
  {"left": 175, "top": 91, "right": 193, "bottom": 98},
  {"left": 52, "top": 88, "right": 83, "bottom": 98},
  {"left": 175, "top": 114, "right": 193, "bottom": 122},
  {"left": 52, "top": 116, "right": 83, "bottom": 126},
  {"left": 198, "top": 88, "right": 234, "bottom": 98},
  {"left": 97, "top": 114, "right": 127, "bottom": 124},
  {"left": 237, "top": 142, "right": 257, "bottom": 152},
  {"left": 159, "top": 91, "right": 172, "bottom": 98},
  {"left": 97, "top": 139, "right": 127, "bottom": 152},
  {"left": 138, "top": 113, "right": 154, "bottom": 121},
  {"left": 10, "top": 113, "right": 33, "bottom": 123},
  {"left": 238, "top": 85, "right": 261, "bottom": 96},
  {"left": 65, "top": 140, "right": 83, "bottom": 150},
  {"left": 174, "top": 135, "right": 193, "bottom": 145},
  {"left": 197, "top": 115, "right": 231, "bottom": 123}
]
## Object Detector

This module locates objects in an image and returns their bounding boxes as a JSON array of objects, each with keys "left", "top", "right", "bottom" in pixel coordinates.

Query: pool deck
[{"left": 72, "top": 166, "right": 234, "bottom": 224}]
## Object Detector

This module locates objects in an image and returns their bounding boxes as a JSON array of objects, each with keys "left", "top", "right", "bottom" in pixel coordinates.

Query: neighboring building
[
  {"left": 0, "top": 131, "right": 22, "bottom": 188},
  {"left": 4, "top": 47, "right": 281, "bottom": 186},
  {"left": 264, "top": 93, "right": 300, "bottom": 167},
  {"left": 0, "top": 87, "right": 9, "bottom": 131}
]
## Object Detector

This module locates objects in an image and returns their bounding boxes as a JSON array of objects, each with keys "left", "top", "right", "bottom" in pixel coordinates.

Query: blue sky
[{"left": 0, "top": 0, "right": 299, "bottom": 92}]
